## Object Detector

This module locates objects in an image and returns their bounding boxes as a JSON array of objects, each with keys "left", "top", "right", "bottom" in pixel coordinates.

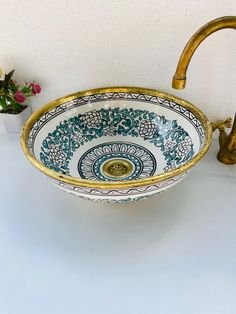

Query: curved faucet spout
[
  {"left": 172, "top": 16, "right": 236, "bottom": 89},
  {"left": 172, "top": 16, "right": 236, "bottom": 164}
]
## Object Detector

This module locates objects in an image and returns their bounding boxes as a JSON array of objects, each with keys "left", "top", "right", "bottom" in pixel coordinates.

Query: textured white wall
[{"left": 0, "top": 0, "right": 235, "bottom": 133}]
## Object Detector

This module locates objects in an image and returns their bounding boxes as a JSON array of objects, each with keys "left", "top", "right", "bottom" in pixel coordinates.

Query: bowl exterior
[{"left": 49, "top": 172, "right": 188, "bottom": 203}]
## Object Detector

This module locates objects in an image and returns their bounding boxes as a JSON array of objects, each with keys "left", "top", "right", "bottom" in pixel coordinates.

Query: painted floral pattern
[
  {"left": 40, "top": 107, "right": 194, "bottom": 176},
  {"left": 81, "top": 110, "right": 101, "bottom": 127},
  {"left": 47, "top": 144, "right": 67, "bottom": 166},
  {"left": 138, "top": 120, "right": 157, "bottom": 138}
]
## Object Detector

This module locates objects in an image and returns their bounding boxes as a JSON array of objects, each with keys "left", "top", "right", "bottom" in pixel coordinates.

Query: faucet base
[{"left": 217, "top": 152, "right": 236, "bottom": 165}]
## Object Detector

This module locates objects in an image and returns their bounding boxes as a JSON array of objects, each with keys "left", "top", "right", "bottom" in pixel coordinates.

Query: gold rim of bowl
[{"left": 20, "top": 86, "right": 213, "bottom": 189}]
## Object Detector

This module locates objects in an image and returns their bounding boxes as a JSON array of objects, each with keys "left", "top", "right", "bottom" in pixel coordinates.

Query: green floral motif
[
  {"left": 73, "top": 192, "right": 162, "bottom": 204},
  {"left": 40, "top": 107, "right": 194, "bottom": 175}
]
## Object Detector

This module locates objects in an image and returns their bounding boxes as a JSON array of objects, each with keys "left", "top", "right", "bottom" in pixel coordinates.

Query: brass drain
[{"left": 102, "top": 159, "right": 133, "bottom": 179}]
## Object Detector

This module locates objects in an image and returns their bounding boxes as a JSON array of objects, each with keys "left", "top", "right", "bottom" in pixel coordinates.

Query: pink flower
[
  {"left": 30, "top": 83, "right": 41, "bottom": 95},
  {"left": 14, "top": 91, "right": 26, "bottom": 103}
]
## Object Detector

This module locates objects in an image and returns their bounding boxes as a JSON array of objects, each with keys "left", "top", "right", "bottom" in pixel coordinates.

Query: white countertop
[{"left": 0, "top": 134, "right": 236, "bottom": 314}]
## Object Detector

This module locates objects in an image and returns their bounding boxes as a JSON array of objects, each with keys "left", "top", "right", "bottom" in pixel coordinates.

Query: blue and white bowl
[{"left": 21, "top": 87, "right": 212, "bottom": 203}]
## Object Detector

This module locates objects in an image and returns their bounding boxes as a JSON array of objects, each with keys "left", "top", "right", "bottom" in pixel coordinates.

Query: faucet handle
[
  {"left": 211, "top": 117, "right": 232, "bottom": 132},
  {"left": 211, "top": 114, "right": 236, "bottom": 165}
]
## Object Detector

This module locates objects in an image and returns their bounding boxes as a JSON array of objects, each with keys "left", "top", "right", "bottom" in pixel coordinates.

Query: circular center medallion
[
  {"left": 102, "top": 159, "right": 133, "bottom": 179},
  {"left": 78, "top": 142, "right": 157, "bottom": 181}
]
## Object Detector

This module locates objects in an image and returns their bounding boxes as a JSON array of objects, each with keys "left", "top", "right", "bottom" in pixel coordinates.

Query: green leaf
[
  {"left": 4, "top": 69, "right": 15, "bottom": 91},
  {"left": 0, "top": 97, "right": 8, "bottom": 112},
  {"left": 5, "top": 69, "right": 15, "bottom": 82},
  {"left": 9, "top": 80, "right": 17, "bottom": 93},
  {"left": 21, "top": 86, "right": 30, "bottom": 93},
  {"left": 11, "top": 101, "right": 21, "bottom": 112}
]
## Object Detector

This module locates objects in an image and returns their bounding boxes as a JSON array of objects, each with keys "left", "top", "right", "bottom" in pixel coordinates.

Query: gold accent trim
[
  {"left": 102, "top": 159, "right": 133, "bottom": 178},
  {"left": 20, "top": 86, "right": 212, "bottom": 189}
]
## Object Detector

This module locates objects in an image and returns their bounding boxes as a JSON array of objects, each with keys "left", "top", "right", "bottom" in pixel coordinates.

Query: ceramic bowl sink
[{"left": 21, "top": 87, "right": 212, "bottom": 203}]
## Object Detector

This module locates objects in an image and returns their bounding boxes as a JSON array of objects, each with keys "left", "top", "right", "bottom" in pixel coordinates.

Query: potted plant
[{"left": 0, "top": 68, "right": 41, "bottom": 132}]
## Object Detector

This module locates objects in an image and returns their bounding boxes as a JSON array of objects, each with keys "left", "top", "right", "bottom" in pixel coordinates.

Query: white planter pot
[{"left": 0, "top": 106, "right": 32, "bottom": 133}]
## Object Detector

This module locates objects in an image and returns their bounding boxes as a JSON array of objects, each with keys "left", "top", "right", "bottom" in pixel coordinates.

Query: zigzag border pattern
[
  {"left": 28, "top": 92, "right": 206, "bottom": 151},
  {"left": 49, "top": 172, "right": 187, "bottom": 197}
]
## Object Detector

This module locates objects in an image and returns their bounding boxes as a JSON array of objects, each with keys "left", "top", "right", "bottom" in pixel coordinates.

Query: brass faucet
[{"left": 172, "top": 16, "right": 236, "bottom": 165}]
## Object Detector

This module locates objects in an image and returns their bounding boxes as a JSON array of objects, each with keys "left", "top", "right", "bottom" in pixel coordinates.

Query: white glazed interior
[{"left": 28, "top": 92, "right": 205, "bottom": 183}]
